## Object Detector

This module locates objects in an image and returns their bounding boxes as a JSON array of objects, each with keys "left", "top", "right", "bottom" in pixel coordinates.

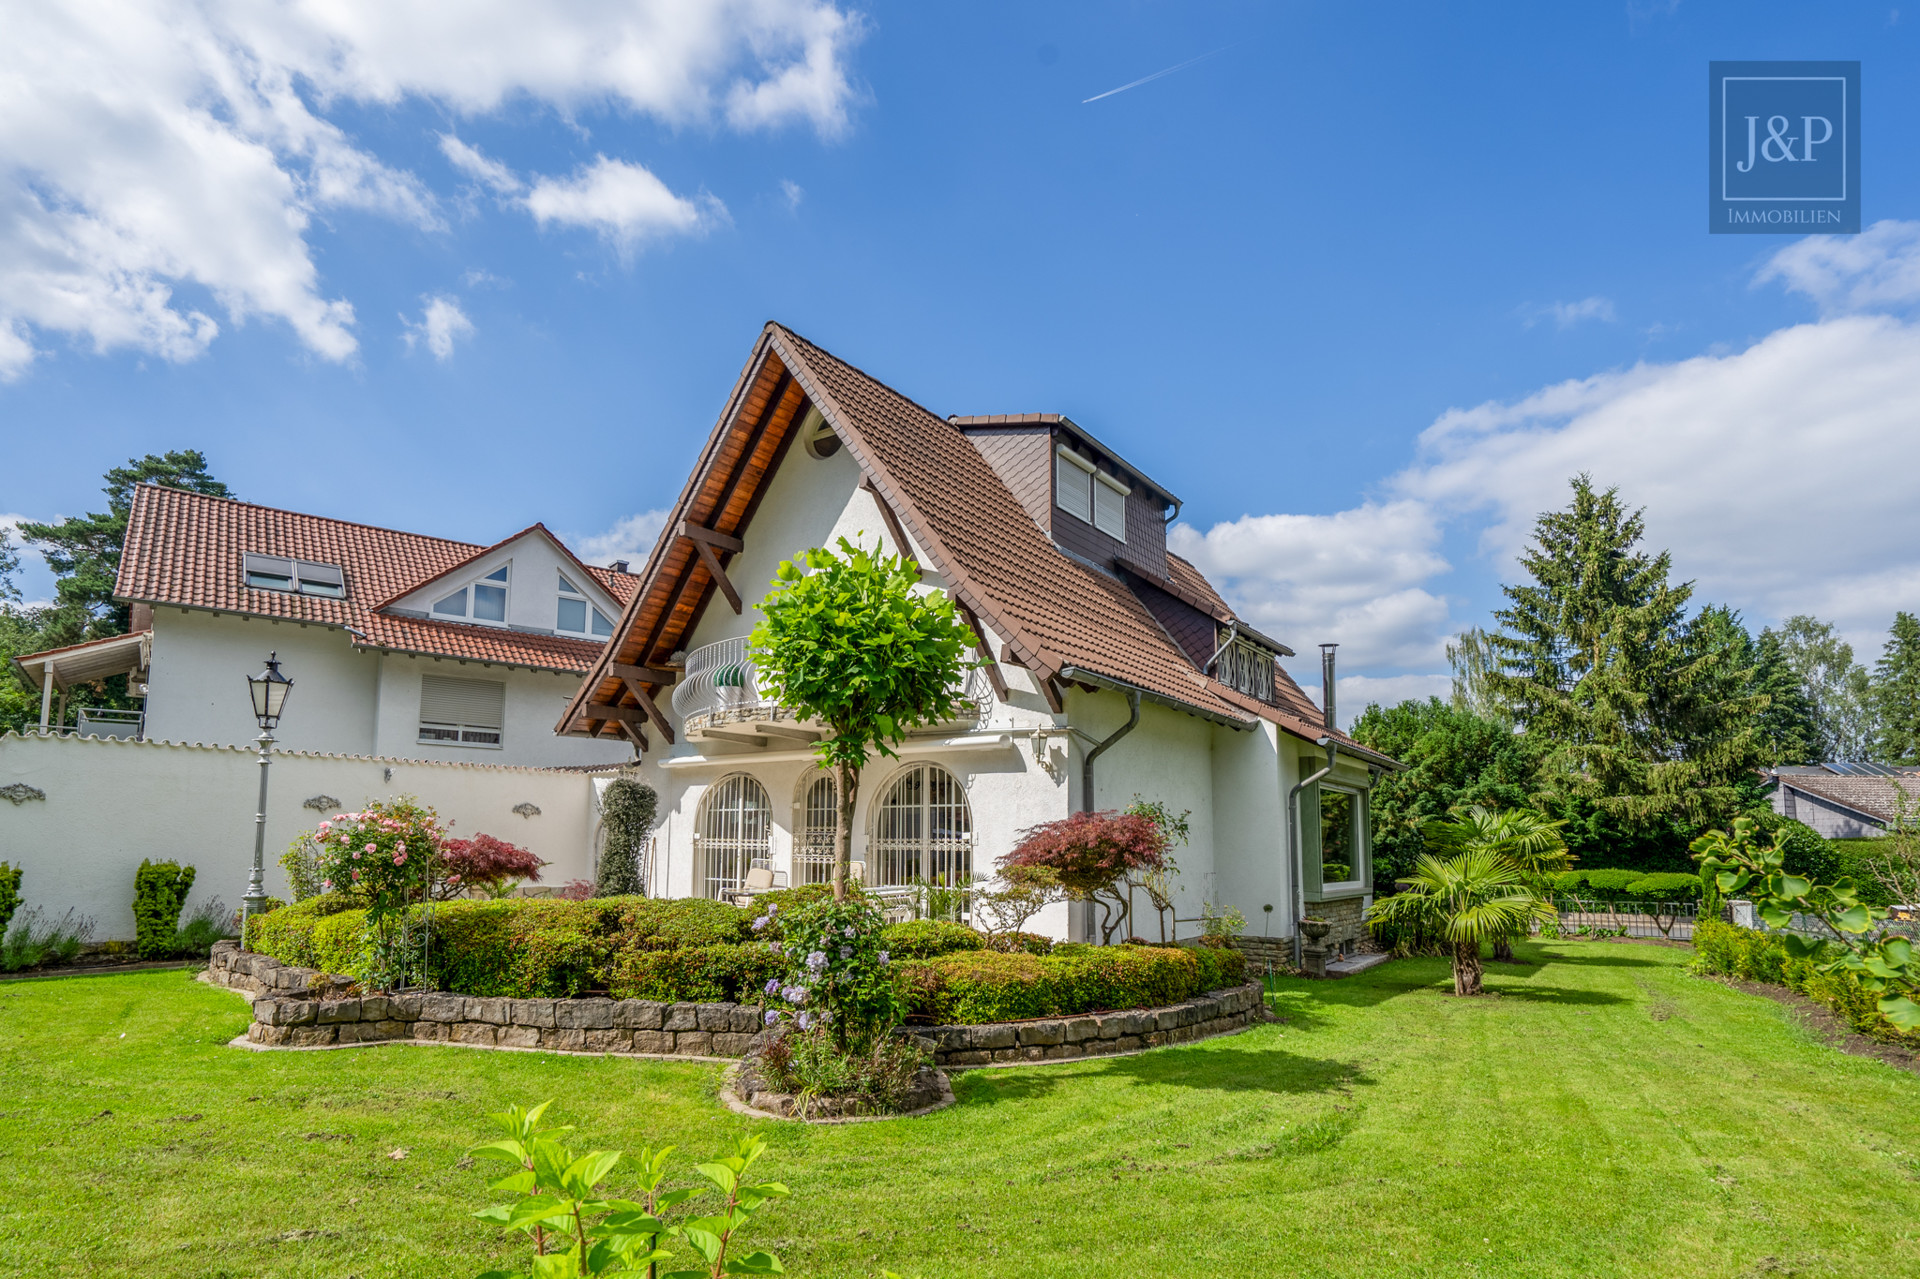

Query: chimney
[
  {"left": 609, "top": 559, "right": 630, "bottom": 575},
  {"left": 1319, "top": 643, "right": 1339, "bottom": 732}
]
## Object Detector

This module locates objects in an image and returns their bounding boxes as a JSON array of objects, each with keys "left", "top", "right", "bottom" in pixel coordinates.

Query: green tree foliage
[
  {"left": 595, "top": 779, "right": 658, "bottom": 897},
  {"left": 1445, "top": 626, "right": 1506, "bottom": 722},
  {"left": 749, "top": 538, "right": 975, "bottom": 900},
  {"left": 1772, "top": 614, "right": 1877, "bottom": 760},
  {"left": 1422, "top": 805, "right": 1573, "bottom": 961},
  {"left": 1, "top": 451, "right": 230, "bottom": 734},
  {"left": 131, "top": 859, "right": 196, "bottom": 960},
  {"left": 1349, "top": 698, "right": 1542, "bottom": 893},
  {"left": 1751, "top": 626, "right": 1819, "bottom": 765},
  {"left": 1365, "top": 847, "right": 1556, "bottom": 996},
  {"left": 1484, "top": 476, "right": 1765, "bottom": 839},
  {"left": 1871, "top": 611, "right": 1920, "bottom": 765}
]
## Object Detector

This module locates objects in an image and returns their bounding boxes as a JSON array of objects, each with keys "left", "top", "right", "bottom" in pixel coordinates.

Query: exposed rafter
[{"left": 617, "top": 676, "right": 677, "bottom": 745}]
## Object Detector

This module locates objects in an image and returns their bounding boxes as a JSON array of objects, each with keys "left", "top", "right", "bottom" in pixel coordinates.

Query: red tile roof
[
  {"left": 563, "top": 323, "right": 1392, "bottom": 766},
  {"left": 116, "top": 486, "right": 639, "bottom": 674}
]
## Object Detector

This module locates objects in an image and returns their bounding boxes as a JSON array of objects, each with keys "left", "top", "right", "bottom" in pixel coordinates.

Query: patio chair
[{"left": 730, "top": 866, "right": 776, "bottom": 907}]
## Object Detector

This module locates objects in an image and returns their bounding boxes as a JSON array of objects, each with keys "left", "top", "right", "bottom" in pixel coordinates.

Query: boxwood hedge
[{"left": 897, "top": 943, "right": 1247, "bottom": 1024}]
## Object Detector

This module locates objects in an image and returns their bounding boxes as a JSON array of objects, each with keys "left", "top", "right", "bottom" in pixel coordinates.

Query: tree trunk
[
  {"left": 831, "top": 760, "right": 861, "bottom": 902},
  {"left": 1452, "top": 940, "right": 1484, "bottom": 996}
]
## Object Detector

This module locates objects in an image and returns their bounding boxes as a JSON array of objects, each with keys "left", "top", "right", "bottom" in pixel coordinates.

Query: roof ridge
[{"left": 134, "top": 483, "right": 487, "bottom": 553}]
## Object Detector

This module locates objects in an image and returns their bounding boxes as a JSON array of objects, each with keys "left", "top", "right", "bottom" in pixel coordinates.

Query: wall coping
[
  {"left": 0, "top": 730, "right": 624, "bottom": 775},
  {"left": 207, "top": 941, "right": 1269, "bottom": 1066}
]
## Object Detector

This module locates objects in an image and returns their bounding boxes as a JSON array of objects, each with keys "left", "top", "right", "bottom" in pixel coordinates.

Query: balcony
[{"left": 670, "top": 636, "right": 996, "bottom": 747}]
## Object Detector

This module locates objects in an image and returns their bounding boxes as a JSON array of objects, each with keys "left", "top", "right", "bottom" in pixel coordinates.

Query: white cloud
[
  {"left": 1169, "top": 501, "right": 1451, "bottom": 668},
  {"left": 0, "top": 2, "right": 864, "bottom": 375},
  {"left": 780, "top": 178, "right": 805, "bottom": 210},
  {"left": 576, "top": 508, "right": 672, "bottom": 567},
  {"left": 524, "top": 157, "right": 721, "bottom": 250},
  {"left": 1756, "top": 218, "right": 1920, "bottom": 314},
  {"left": 402, "top": 295, "right": 474, "bottom": 360},
  {"left": 440, "top": 135, "right": 523, "bottom": 195},
  {"left": 1522, "top": 296, "right": 1617, "bottom": 329}
]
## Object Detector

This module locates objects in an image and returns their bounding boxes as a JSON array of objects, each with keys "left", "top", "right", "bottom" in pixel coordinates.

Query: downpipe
[{"left": 1078, "top": 686, "right": 1140, "bottom": 943}]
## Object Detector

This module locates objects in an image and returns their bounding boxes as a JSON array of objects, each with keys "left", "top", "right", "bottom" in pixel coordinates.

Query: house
[
  {"left": 11, "top": 488, "right": 640, "bottom": 769},
  {"left": 559, "top": 323, "right": 1400, "bottom": 951},
  {"left": 1767, "top": 764, "right": 1920, "bottom": 839}
]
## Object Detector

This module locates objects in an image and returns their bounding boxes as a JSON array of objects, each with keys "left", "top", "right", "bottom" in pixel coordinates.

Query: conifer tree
[
  {"left": 1751, "top": 627, "right": 1818, "bottom": 765},
  {"left": 1484, "top": 476, "right": 1765, "bottom": 834},
  {"left": 1872, "top": 611, "right": 1920, "bottom": 765}
]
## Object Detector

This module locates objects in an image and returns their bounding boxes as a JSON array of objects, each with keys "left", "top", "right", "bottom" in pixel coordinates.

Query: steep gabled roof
[
  {"left": 561, "top": 323, "right": 1387, "bottom": 764},
  {"left": 116, "top": 486, "right": 639, "bottom": 674}
]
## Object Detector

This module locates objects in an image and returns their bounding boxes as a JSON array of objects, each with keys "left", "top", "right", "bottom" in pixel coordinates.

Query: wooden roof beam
[
  {"left": 610, "top": 662, "right": 678, "bottom": 686},
  {"left": 617, "top": 677, "right": 677, "bottom": 745}
]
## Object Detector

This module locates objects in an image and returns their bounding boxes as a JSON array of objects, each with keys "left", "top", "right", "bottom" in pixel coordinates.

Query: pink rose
[{"left": 365, "top": 843, "right": 376, "bottom": 854}]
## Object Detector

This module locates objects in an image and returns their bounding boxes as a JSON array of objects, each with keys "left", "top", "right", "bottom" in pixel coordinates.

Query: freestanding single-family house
[
  {"left": 11, "top": 488, "right": 641, "bottom": 769},
  {"left": 560, "top": 324, "right": 1398, "bottom": 952}
]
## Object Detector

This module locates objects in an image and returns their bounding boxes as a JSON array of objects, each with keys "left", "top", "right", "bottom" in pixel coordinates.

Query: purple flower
[
  {"left": 764, "top": 977, "right": 781, "bottom": 995},
  {"left": 797, "top": 1010, "right": 814, "bottom": 1031},
  {"left": 877, "top": 950, "right": 889, "bottom": 964},
  {"left": 768, "top": 904, "right": 779, "bottom": 914},
  {"left": 751, "top": 915, "right": 769, "bottom": 932},
  {"left": 843, "top": 925, "right": 855, "bottom": 938},
  {"left": 764, "top": 1009, "right": 780, "bottom": 1026},
  {"left": 769, "top": 941, "right": 781, "bottom": 953},
  {"left": 839, "top": 944, "right": 852, "bottom": 959},
  {"left": 805, "top": 950, "right": 827, "bottom": 971}
]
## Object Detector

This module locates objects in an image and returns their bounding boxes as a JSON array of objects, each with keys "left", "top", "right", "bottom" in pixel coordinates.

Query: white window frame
[
  {"left": 1055, "top": 445, "right": 1094, "bottom": 524},
  {"left": 870, "top": 761, "right": 973, "bottom": 889},
  {"left": 431, "top": 564, "right": 511, "bottom": 627},
  {"left": 417, "top": 674, "right": 506, "bottom": 750},
  {"left": 1093, "top": 470, "right": 1129, "bottom": 542},
  {"left": 555, "top": 571, "right": 615, "bottom": 639},
  {"left": 242, "top": 553, "right": 347, "bottom": 598},
  {"left": 1317, "top": 785, "right": 1364, "bottom": 890}
]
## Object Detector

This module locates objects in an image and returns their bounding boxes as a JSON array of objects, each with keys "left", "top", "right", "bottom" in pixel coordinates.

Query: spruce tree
[
  {"left": 1484, "top": 476, "right": 1765, "bottom": 835},
  {"left": 1751, "top": 627, "right": 1818, "bottom": 765},
  {"left": 1872, "top": 612, "right": 1920, "bottom": 765}
]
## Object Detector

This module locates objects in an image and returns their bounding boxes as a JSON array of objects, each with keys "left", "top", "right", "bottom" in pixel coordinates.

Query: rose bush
[{"left": 311, "top": 797, "right": 446, "bottom": 987}]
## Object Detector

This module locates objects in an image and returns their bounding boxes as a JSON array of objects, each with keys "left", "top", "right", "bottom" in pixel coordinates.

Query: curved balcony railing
[{"left": 671, "top": 636, "right": 997, "bottom": 733}]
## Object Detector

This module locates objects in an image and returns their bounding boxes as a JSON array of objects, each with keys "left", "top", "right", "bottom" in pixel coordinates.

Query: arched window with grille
[
  {"left": 796, "top": 773, "right": 837, "bottom": 886},
  {"left": 871, "top": 762, "right": 972, "bottom": 888},
  {"left": 695, "top": 774, "right": 772, "bottom": 900}
]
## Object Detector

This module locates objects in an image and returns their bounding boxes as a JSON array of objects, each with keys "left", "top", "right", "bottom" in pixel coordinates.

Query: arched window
[
  {"left": 695, "top": 774, "right": 772, "bottom": 900},
  {"left": 872, "top": 763, "right": 972, "bottom": 888},
  {"left": 796, "top": 773, "right": 838, "bottom": 886}
]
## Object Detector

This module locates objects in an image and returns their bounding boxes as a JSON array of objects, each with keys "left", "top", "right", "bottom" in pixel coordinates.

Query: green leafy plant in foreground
[
  {"left": 472, "top": 1100, "right": 787, "bottom": 1278},
  {"left": 1692, "top": 815, "right": 1920, "bottom": 1030}
]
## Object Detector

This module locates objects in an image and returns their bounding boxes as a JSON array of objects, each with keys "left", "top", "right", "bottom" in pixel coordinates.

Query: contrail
[{"left": 1082, "top": 45, "right": 1235, "bottom": 104}]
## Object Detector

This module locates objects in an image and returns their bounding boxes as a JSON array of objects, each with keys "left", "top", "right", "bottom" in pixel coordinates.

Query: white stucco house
[
  {"left": 560, "top": 323, "right": 1400, "bottom": 950},
  {"left": 12, "top": 488, "right": 641, "bottom": 769}
]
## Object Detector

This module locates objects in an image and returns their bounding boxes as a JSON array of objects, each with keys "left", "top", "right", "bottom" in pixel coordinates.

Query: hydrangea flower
[
  {"left": 764, "top": 1009, "right": 781, "bottom": 1026},
  {"left": 797, "top": 1010, "right": 814, "bottom": 1030},
  {"left": 877, "top": 950, "right": 889, "bottom": 965},
  {"left": 764, "top": 977, "right": 781, "bottom": 995},
  {"left": 751, "top": 914, "right": 769, "bottom": 932},
  {"left": 839, "top": 944, "right": 852, "bottom": 959},
  {"left": 805, "top": 950, "right": 827, "bottom": 971}
]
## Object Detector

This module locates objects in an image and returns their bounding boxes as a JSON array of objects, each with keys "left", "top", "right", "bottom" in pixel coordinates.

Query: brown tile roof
[
  {"left": 116, "top": 486, "right": 639, "bottom": 674},
  {"left": 1778, "top": 772, "right": 1920, "bottom": 824},
  {"left": 563, "top": 322, "right": 1390, "bottom": 765}
]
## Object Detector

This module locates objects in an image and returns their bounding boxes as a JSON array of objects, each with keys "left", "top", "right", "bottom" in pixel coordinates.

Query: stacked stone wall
[{"left": 207, "top": 941, "right": 1265, "bottom": 1066}]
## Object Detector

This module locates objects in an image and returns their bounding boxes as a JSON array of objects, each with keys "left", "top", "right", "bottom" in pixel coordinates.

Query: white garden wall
[{"left": 0, "top": 731, "right": 609, "bottom": 941}]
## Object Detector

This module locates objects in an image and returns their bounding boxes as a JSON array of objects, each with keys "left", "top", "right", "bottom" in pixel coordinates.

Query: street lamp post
[{"left": 240, "top": 653, "right": 293, "bottom": 950}]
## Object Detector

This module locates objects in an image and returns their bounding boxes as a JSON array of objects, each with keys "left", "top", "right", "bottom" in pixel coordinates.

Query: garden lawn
[{"left": 3, "top": 942, "right": 1919, "bottom": 1279}]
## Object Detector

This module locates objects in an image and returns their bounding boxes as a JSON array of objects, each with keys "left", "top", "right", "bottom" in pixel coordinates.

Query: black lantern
[{"left": 246, "top": 652, "right": 293, "bottom": 730}]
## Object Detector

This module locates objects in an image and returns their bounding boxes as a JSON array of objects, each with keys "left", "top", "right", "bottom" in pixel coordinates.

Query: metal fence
[{"left": 1539, "top": 897, "right": 1705, "bottom": 941}]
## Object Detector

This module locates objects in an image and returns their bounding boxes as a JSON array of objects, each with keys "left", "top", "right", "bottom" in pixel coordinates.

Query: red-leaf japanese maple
[{"left": 1000, "top": 810, "right": 1168, "bottom": 943}]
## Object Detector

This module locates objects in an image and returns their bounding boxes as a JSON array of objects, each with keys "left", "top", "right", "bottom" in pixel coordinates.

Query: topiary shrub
[
  {"left": 0, "top": 862, "right": 21, "bottom": 939},
  {"left": 132, "top": 859, "right": 196, "bottom": 959},
  {"left": 1768, "top": 819, "right": 1842, "bottom": 885},
  {"left": 596, "top": 778, "right": 659, "bottom": 897},
  {"left": 879, "top": 918, "right": 984, "bottom": 959}
]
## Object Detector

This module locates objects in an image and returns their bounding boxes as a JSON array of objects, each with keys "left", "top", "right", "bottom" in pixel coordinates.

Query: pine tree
[
  {"left": 1872, "top": 612, "right": 1920, "bottom": 765},
  {"left": 1484, "top": 476, "right": 1765, "bottom": 834},
  {"left": 1751, "top": 627, "right": 1818, "bottom": 765}
]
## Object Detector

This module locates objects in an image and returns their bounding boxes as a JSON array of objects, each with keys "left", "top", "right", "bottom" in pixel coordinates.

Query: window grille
[
  {"left": 418, "top": 675, "right": 505, "bottom": 747},
  {"left": 696, "top": 774, "right": 773, "bottom": 900},
  {"left": 797, "top": 774, "right": 838, "bottom": 886},
  {"left": 872, "top": 762, "right": 972, "bottom": 889},
  {"left": 1216, "top": 637, "right": 1275, "bottom": 703}
]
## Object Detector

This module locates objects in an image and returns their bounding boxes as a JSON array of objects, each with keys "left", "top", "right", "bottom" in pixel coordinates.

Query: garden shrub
[
  {"left": 983, "top": 931, "right": 1054, "bottom": 956},
  {"left": 311, "top": 909, "right": 372, "bottom": 978},
  {"left": 608, "top": 942, "right": 783, "bottom": 1002},
  {"left": 132, "top": 859, "right": 195, "bottom": 959},
  {"left": 1754, "top": 815, "right": 1843, "bottom": 884},
  {"left": 1691, "top": 919, "right": 1920, "bottom": 1045},
  {"left": 0, "top": 862, "right": 22, "bottom": 938},
  {"left": 750, "top": 883, "right": 835, "bottom": 930},
  {"left": 247, "top": 892, "right": 361, "bottom": 967},
  {"left": 171, "top": 898, "right": 234, "bottom": 958},
  {"left": 1623, "top": 872, "right": 1703, "bottom": 900},
  {"left": 1554, "top": 868, "right": 1703, "bottom": 902},
  {"left": 614, "top": 896, "right": 755, "bottom": 950},
  {"left": 879, "top": 918, "right": 983, "bottom": 959},
  {"left": 898, "top": 943, "right": 1248, "bottom": 1023},
  {"left": 595, "top": 778, "right": 657, "bottom": 897}
]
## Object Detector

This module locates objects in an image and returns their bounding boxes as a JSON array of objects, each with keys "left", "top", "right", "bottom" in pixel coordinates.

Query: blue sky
[{"left": 7, "top": 1, "right": 1920, "bottom": 717}]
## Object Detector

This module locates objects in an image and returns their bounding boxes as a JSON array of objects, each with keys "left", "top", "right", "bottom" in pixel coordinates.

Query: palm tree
[
  {"left": 1421, "top": 806, "right": 1573, "bottom": 961},
  {"left": 1367, "top": 849, "right": 1557, "bottom": 995}
]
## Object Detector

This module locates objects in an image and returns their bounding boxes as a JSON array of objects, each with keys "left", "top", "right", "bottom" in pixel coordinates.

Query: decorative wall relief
[
  {"left": 303, "top": 794, "right": 342, "bottom": 812},
  {"left": 0, "top": 782, "right": 47, "bottom": 806},
  {"left": 512, "top": 802, "right": 542, "bottom": 818}
]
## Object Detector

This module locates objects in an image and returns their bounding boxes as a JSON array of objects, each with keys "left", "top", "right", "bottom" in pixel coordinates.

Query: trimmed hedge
[
  {"left": 880, "top": 918, "right": 984, "bottom": 959},
  {"left": 1692, "top": 919, "right": 1920, "bottom": 1046},
  {"left": 1553, "top": 869, "right": 1702, "bottom": 901},
  {"left": 133, "top": 859, "right": 196, "bottom": 959},
  {"left": 245, "top": 892, "right": 363, "bottom": 969},
  {"left": 608, "top": 943, "right": 783, "bottom": 1002},
  {"left": 898, "top": 943, "right": 1247, "bottom": 1024}
]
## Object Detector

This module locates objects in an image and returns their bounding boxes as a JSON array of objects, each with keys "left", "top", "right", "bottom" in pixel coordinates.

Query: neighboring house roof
[
  {"left": 10, "top": 629, "right": 151, "bottom": 693},
  {"left": 1774, "top": 771, "right": 1920, "bottom": 826},
  {"left": 115, "top": 486, "right": 639, "bottom": 674},
  {"left": 561, "top": 322, "right": 1394, "bottom": 767}
]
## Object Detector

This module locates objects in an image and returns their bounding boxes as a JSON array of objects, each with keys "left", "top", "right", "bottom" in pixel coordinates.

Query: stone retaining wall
[{"left": 208, "top": 941, "right": 1266, "bottom": 1066}]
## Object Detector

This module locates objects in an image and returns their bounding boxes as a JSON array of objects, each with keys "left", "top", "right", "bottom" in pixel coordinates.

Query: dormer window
[
  {"left": 433, "top": 565, "right": 509, "bottom": 625},
  {"left": 1217, "top": 635, "right": 1276, "bottom": 702},
  {"left": 556, "top": 571, "right": 614, "bottom": 638},
  {"left": 243, "top": 552, "right": 346, "bottom": 598},
  {"left": 1055, "top": 445, "right": 1128, "bottom": 543}
]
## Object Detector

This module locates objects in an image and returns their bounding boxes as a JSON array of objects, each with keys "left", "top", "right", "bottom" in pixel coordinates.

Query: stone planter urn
[{"left": 1298, "top": 917, "right": 1333, "bottom": 978}]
